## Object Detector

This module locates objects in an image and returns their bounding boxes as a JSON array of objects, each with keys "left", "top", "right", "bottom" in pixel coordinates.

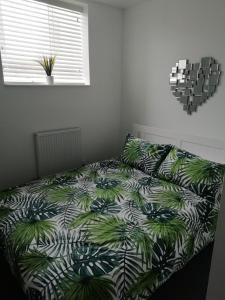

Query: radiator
[{"left": 35, "top": 127, "right": 82, "bottom": 177}]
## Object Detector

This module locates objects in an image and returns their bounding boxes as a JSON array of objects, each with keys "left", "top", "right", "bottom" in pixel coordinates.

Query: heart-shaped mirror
[{"left": 169, "top": 57, "right": 221, "bottom": 114}]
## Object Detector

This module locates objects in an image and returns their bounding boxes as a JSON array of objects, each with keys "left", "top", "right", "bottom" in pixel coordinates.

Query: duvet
[{"left": 0, "top": 160, "right": 219, "bottom": 300}]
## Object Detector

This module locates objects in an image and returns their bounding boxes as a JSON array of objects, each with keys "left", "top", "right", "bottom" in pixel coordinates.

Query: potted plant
[{"left": 38, "top": 56, "right": 56, "bottom": 85}]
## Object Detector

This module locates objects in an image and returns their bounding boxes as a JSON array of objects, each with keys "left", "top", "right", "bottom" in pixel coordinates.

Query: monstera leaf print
[
  {"left": 90, "top": 198, "right": 121, "bottom": 214},
  {"left": 0, "top": 158, "right": 221, "bottom": 300},
  {"left": 47, "top": 186, "right": 94, "bottom": 228},
  {"left": 89, "top": 216, "right": 153, "bottom": 266},
  {"left": 70, "top": 244, "right": 119, "bottom": 277},
  {"left": 21, "top": 244, "right": 119, "bottom": 300},
  {"left": 9, "top": 200, "right": 62, "bottom": 251},
  {"left": 143, "top": 204, "right": 186, "bottom": 244},
  {"left": 95, "top": 178, "right": 123, "bottom": 201},
  {"left": 128, "top": 239, "right": 176, "bottom": 299},
  {"left": 70, "top": 198, "right": 121, "bottom": 229}
]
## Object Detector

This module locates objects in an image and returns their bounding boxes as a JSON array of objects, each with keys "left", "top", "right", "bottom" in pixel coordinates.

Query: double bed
[{"left": 0, "top": 125, "right": 225, "bottom": 300}]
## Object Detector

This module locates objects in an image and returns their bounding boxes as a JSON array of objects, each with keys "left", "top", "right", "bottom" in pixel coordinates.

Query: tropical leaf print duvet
[{"left": 0, "top": 160, "right": 220, "bottom": 300}]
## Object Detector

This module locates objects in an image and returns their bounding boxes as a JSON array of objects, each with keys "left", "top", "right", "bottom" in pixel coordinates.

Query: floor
[{"left": 0, "top": 244, "right": 213, "bottom": 300}]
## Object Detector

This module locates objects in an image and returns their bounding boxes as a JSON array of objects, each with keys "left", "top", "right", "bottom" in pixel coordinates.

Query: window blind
[{"left": 0, "top": 0, "right": 89, "bottom": 84}]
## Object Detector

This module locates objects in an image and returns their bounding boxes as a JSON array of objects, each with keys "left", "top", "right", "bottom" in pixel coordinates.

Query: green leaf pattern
[
  {"left": 158, "top": 146, "right": 225, "bottom": 201},
  {"left": 0, "top": 158, "right": 221, "bottom": 299},
  {"left": 120, "top": 135, "right": 171, "bottom": 175}
]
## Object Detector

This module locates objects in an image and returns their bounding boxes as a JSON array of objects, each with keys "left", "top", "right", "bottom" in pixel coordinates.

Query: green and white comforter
[{"left": 0, "top": 160, "right": 219, "bottom": 300}]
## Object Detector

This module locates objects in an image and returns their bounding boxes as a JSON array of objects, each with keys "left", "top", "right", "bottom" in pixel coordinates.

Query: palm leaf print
[
  {"left": 184, "top": 158, "right": 225, "bottom": 184},
  {"left": 114, "top": 248, "right": 143, "bottom": 299},
  {"left": 156, "top": 190, "right": 186, "bottom": 209},
  {"left": 9, "top": 201, "right": 61, "bottom": 251},
  {"left": 0, "top": 158, "right": 222, "bottom": 300},
  {"left": 144, "top": 204, "right": 186, "bottom": 243},
  {"left": 47, "top": 186, "right": 79, "bottom": 204},
  {"left": 0, "top": 188, "right": 19, "bottom": 202},
  {"left": 121, "top": 136, "right": 171, "bottom": 175},
  {"left": 122, "top": 139, "right": 142, "bottom": 163},
  {"left": 125, "top": 182, "right": 146, "bottom": 209},
  {"left": 70, "top": 198, "right": 121, "bottom": 229},
  {"left": 95, "top": 178, "right": 123, "bottom": 201},
  {"left": 0, "top": 206, "right": 14, "bottom": 219},
  {"left": 158, "top": 146, "right": 225, "bottom": 201},
  {"left": 128, "top": 270, "right": 158, "bottom": 299},
  {"left": 11, "top": 220, "right": 55, "bottom": 251},
  {"left": 60, "top": 275, "right": 116, "bottom": 300},
  {"left": 19, "top": 250, "right": 55, "bottom": 276},
  {"left": 128, "top": 239, "right": 176, "bottom": 299},
  {"left": 89, "top": 216, "right": 128, "bottom": 248}
]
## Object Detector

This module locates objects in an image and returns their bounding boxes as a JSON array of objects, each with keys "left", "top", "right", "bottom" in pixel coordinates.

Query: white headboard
[{"left": 133, "top": 124, "right": 225, "bottom": 164}]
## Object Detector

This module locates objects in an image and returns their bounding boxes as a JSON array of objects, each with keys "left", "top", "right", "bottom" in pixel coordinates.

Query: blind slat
[
  {"left": 3, "top": 51, "right": 83, "bottom": 60},
  {"left": 4, "top": 68, "right": 83, "bottom": 75},
  {"left": 3, "top": 61, "right": 83, "bottom": 69},
  {"left": 2, "top": 24, "right": 83, "bottom": 39},
  {"left": 0, "top": 0, "right": 88, "bottom": 84},
  {"left": 3, "top": 0, "right": 83, "bottom": 20},
  {"left": 2, "top": 56, "right": 83, "bottom": 64},
  {"left": 1, "top": 35, "right": 82, "bottom": 49},
  {"left": 3, "top": 45, "right": 83, "bottom": 56},
  {"left": 1, "top": 6, "right": 84, "bottom": 25},
  {"left": 2, "top": 16, "right": 83, "bottom": 35},
  {"left": 1, "top": 29, "right": 83, "bottom": 45}
]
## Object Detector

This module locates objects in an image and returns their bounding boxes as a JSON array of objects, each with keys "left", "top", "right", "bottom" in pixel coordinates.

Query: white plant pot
[{"left": 47, "top": 75, "right": 54, "bottom": 85}]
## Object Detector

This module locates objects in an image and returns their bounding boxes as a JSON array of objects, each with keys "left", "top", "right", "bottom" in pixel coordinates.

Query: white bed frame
[{"left": 133, "top": 124, "right": 225, "bottom": 164}]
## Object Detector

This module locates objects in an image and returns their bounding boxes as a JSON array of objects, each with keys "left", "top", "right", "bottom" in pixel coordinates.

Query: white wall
[
  {"left": 123, "top": 1, "right": 225, "bottom": 299},
  {"left": 0, "top": 3, "right": 123, "bottom": 189},
  {"left": 122, "top": 0, "right": 225, "bottom": 140}
]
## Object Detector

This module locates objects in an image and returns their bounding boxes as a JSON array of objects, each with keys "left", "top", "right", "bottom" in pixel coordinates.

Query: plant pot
[{"left": 47, "top": 75, "right": 54, "bottom": 85}]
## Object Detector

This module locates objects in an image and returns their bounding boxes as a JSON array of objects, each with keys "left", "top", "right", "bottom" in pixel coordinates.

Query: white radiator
[{"left": 35, "top": 127, "right": 82, "bottom": 177}]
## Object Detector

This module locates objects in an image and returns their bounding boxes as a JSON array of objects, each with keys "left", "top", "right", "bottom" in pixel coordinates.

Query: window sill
[{"left": 3, "top": 82, "right": 90, "bottom": 87}]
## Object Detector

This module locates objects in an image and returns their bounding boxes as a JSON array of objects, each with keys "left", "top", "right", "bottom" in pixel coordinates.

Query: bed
[{"left": 0, "top": 125, "right": 225, "bottom": 300}]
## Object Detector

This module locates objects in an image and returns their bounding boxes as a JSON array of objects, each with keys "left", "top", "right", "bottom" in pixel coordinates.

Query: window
[{"left": 0, "top": 0, "right": 90, "bottom": 85}]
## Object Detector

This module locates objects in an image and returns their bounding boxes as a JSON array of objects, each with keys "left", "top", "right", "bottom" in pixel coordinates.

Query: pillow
[
  {"left": 120, "top": 135, "right": 171, "bottom": 175},
  {"left": 158, "top": 146, "right": 225, "bottom": 201}
]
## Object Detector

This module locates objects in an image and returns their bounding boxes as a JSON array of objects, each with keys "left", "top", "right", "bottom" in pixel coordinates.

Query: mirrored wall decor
[{"left": 169, "top": 57, "right": 221, "bottom": 114}]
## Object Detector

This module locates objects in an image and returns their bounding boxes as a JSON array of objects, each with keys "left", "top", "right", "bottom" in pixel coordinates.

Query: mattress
[{"left": 0, "top": 160, "right": 219, "bottom": 299}]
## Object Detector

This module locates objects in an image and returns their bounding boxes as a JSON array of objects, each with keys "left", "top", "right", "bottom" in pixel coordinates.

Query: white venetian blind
[{"left": 0, "top": 0, "right": 89, "bottom": 84}]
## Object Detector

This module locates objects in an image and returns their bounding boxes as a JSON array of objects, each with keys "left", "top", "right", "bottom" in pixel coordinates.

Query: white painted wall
[
  {"left": 122, "top": 0, "right": 225, "bottom": 141},
  {"left": 0, "top": 2, "right": 123, "bottom": 189},
  {"left": 122, "top": 1, "right": 225, "bottom": 299}
]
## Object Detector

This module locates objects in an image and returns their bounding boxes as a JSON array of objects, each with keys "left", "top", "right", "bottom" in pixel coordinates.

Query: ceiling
[{"left": 86, "top": 0, "right": 146, "bottom": 9}]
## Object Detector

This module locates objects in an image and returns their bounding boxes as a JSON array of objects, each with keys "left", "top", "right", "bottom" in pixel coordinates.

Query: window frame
[{"left": 0, "top": 0, "right": 90, "bottom": 86}]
